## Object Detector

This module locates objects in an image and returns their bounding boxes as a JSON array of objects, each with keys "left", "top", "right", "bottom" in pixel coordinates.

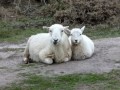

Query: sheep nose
[
  {"left": 54, "top": 39, "right": 58, "bottom": 42},
  {"left": 53, "top": 39, "right": 58, "bottom": 44},
  {"left": 75, "top": 40, "right": 78, "bottom": 43}
]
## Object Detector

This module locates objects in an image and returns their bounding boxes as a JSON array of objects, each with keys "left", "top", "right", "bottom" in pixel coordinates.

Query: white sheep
[
  {"left": 23, "top": 24, "right": 72, "bottom": 64},
  {"left": 69, "top": 26, "right": 94, "bottom": 60}
]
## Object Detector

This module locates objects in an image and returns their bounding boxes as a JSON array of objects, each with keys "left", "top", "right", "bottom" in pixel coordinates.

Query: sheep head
[
  {"left": 70, "top": 26, "right": 85, "bottom": 45},
  {"left": 43, "top": 24, "right": 69, "bottom": 45}
]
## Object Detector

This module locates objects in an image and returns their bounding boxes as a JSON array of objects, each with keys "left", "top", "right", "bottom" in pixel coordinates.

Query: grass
[
  {"left": 85, "top": 25, "right": 120, "bottom": 39},
  {"left": 0, "top": 17, "right": 52, "bottom": 42},
  {"left": 0, "top": 21, "right": 120, "bottom": 43},
  {"left": 0, "top": 25, "right": 46, "bottom": 42},
  {"left": 3, "top": 70, "right": 120, "bottom": 90}
]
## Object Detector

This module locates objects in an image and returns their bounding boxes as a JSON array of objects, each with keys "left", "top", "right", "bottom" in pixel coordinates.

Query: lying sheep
[
  {"left": 69, "top": 26, "right": 94, "bottom": 60},
  {"left": 23, "top": 24, "right": 72, "bottom": 64}
]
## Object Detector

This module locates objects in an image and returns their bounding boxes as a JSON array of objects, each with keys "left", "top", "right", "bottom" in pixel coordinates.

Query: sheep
[
  {"left": 23, "top": 24, "right": 72, "bottom": 64},
  {"left": 69, "top": 26, "right": 94, "bottom": 60}
]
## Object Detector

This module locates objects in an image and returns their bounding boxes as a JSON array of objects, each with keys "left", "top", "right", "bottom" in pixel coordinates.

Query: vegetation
[
  {"left": 0, "top": 20, "right": 120, "bottom": 42},
  {"left": 54, "top": 0, "right": 120, "bottom": 26},
  {"left": 0, "top": 0, "right": 119, "bottom": 42},
  {"left": 0, "top": 0, "right": 120, "bottom": 26},
  {"left": 0, "top": 18, "right": 51, "bottom": 42},
  {"left": 3, "top": 70, "right": 120, "bottom": 90}
]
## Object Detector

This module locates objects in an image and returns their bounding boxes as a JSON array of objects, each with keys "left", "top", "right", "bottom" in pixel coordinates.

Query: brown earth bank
[{"left": 0, "top": 37, "right": 120, "bottom": 87}]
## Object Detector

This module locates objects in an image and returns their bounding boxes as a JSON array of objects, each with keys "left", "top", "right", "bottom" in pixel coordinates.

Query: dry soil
[{"left": 0, "top": 37, "right": 120, "bottom": 87}]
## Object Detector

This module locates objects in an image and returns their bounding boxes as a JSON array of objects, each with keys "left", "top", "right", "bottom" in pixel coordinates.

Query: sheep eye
[
  {"left": 80, "top": 34, "right": 82, "bottom": 35},
  {"left": 49, "top": 30, "right": 52, "bottom": 32},
  {"left": 70, "top": 34, "right": 72, "bottom": 36},
  {"left": 61, "top": 30, "right": 63, "bottom": 32}
]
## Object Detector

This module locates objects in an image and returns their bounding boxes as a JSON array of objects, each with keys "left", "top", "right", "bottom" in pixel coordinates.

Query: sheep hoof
[
  {"left": 81, "top": 55, "right": 86, "bottom": 60},
  {"left": 23, "top": 57, "right": 29, "bottom": 64},
  {"left": 64, "top": 58, "right": 69, "bottom": 62},
  {"left": 44, "top": 58, "right": 53, "bottom": 64}
]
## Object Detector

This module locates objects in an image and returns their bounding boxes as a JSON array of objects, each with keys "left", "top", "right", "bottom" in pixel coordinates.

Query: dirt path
[{"left": 0, "top": 37, "right": 120, "bottom": 87}]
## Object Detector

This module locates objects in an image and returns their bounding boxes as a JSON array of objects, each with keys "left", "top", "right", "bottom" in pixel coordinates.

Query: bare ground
[{"left": 0, "top": 37, "right": 120, "bottom": 87}]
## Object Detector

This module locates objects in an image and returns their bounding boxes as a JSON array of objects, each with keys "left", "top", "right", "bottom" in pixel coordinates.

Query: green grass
[
  {"left": 84, "top": 25, "right": 120, "bottom": 39},
  {"left": 3, "top": 70, "right": 120, "bottom": 90},
  {"left": 0, "top": 17, "right": 52, "bottom": 42},
  {"left": 0, "top": 21, "right": 120, "bottom": 43},
  {"left": 0, "top": 27, "right": 46, "bottom": 43}
]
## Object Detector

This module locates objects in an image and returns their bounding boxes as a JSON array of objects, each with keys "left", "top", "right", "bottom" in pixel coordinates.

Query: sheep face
[
  {"left": 70, "top": 26, "right": 85, "bottom": 45},
  {"left": 43, "top": 24, "right": 69, "bottom": 45}
]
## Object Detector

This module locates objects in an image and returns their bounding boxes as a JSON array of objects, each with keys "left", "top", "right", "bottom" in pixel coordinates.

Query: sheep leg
[
  {"left": 39, "top": 50, "right": 53, "bottom": 64},
  {"left": 67, "top": 47, "right": 72, "bottom": 61},
  {"left": 81, "top": 55, "right": 86, "bottom": 60},
  {"left": 44, "top": 58, "right": 53, "bottom": 64},
  {"left": 63, "top": 47, "right": 72, "bottom": 62},
  {"left": 63, "top": 57, "right": 69, "bottom": 62},
  {"left": 23, "top": 46, "right": 29, "bottom": 64}
]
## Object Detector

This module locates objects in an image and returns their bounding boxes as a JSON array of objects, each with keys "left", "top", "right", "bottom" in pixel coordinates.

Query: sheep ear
[
  {"left": 64, "top": 29, "right": 71, "bottom": 36},
  {"left": 80, "top": 26, "right": 85, "bottom": 33},
  {"left": 63, "top": 26, "right": 69, "bottom": 30},
  {"left": 43, "top": 26, "right": 50, "bottom": 30}
]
